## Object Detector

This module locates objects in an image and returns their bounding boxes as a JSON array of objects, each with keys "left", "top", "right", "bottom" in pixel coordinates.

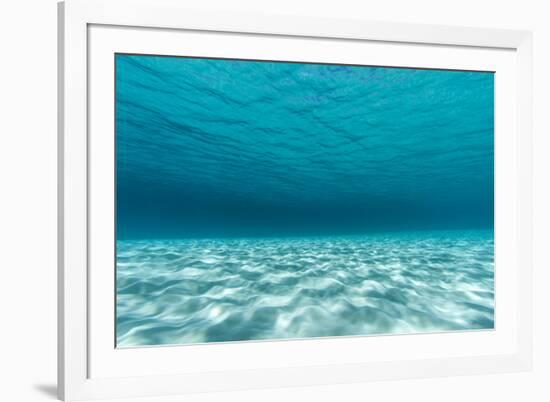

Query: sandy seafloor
[{"left": 116, "top": 229, "right": 494, "bottom": 347}]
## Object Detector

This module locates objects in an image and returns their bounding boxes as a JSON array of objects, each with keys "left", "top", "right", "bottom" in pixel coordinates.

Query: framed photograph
[{"left": 58, "top": 0, "right": 533, "bottom": 400}]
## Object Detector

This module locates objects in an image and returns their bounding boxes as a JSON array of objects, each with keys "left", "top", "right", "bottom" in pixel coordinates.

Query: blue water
[{"left": 115, "top": 55, "right": 494, "bottom": 346}]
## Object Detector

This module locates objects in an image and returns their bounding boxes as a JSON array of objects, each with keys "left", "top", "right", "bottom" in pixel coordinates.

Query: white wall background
[{"left": 0, "top": 0, "right": 548, "bottom": 401}]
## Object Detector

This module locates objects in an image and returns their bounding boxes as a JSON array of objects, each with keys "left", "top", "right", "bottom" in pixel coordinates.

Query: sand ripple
[{"left": 116, "top": 230, "right": 494, "bottom": 347}]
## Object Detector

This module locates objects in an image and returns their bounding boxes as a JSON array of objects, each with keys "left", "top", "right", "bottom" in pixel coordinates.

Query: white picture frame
[{"left": 58, "top": 0, "right": 533, "bottom": 400}]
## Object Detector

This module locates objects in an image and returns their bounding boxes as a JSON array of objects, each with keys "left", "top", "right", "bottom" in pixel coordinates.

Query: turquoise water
[
  {"left": 117, "top": 231, "right": 493, "bottom": 346},
  {"left": 115, "top": 55, "right": 494, "bottom": 346}
]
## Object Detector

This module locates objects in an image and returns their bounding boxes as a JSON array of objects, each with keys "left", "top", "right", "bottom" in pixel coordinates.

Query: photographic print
[{"left": 115, "top": 54, "right": 494, "bottom": 347}]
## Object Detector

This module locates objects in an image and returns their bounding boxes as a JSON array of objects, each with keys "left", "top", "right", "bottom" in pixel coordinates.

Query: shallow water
[
  {"left": 116, "top": 230, "right": 494, "bottom": 347},
  {"left": 115, "top": 55, "right": 494, "bottom": 347}
]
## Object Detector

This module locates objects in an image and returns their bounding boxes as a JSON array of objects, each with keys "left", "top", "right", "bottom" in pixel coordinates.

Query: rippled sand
[{"left": 116, "top": 230, "right": 494, "bottom": 347}]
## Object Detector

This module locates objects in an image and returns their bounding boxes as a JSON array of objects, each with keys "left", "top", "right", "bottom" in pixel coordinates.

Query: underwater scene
[{"left": 115, "top": 54, "right": 494, "bottom": 347}]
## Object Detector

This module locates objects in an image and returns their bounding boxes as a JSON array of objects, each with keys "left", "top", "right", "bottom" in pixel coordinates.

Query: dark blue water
[
  {"left": 116, "top": 55, "right": 493, "bottom": 240},
  {"left": 115, "top": 55, "right": 494, "bottom": 346}
]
